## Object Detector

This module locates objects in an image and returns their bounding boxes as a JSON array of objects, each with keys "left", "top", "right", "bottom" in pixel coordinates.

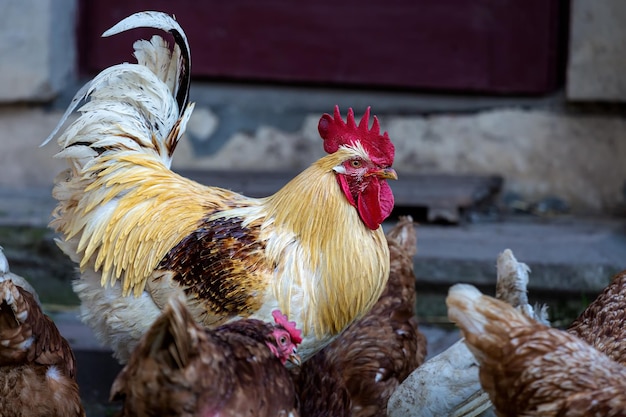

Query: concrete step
[{"left": 404, "top": 216, "right": 626, "bottom": 325}]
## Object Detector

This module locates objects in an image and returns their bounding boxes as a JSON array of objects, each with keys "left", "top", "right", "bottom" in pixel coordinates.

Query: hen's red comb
[
  {"left": 318, "top": 105, "right": 395, "bottom": 166},
  {"left": 272, "top": 310, "right": 303, "bottom": 344}
]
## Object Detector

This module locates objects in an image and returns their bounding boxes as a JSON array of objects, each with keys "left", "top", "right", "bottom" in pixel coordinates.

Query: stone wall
[
  {"left": 0, "top": 0, "right": 77, "bottom": 102},
  {"left": 567, "top": 0, "right": 626, "bottom": 101}
]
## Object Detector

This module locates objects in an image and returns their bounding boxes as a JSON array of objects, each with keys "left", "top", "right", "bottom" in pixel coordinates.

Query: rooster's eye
[
  {"left": 279, "top": 336, "right": 287, "bottom": 345},
  {"left": 350, "top": 160, "right": 362, "bottom": 168}
]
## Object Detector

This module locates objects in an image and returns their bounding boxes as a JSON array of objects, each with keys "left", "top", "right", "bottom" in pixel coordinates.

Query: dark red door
[{"left": 78, "top": 0, "right": 566, "bottom": 94}]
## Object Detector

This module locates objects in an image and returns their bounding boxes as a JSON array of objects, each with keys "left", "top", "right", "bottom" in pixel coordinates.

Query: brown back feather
[
  {"left": 0, "top": 365, "right": 85, "bottom": 417},
  {"left": 448, "top": 285, "right": 626, "bottom": 416},
  {"left": 567, "top": 270, "right": 626, "bottom": 365},
  {"left": 155, "top": 214, "right": 268, "bottom": 322},
  {"left": 112, "top": 299, "right": 299, "bottom": 417},
  {"left": 291, "top": 349, "right": 352, "bottom": 417}
]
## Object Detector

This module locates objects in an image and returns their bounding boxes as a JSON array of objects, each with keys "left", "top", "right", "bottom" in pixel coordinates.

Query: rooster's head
[{"left": 318, "top": 106, "right": 397, "bottom": 230}]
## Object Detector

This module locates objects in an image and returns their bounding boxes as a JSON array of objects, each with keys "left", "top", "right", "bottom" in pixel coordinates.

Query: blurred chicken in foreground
[
  {"left": 43, "top": 11, "right": 397, "bottom": 364},
  {"left": 111, "top": 299, "right": 301, "bottom": 417},
  {"left": 0, "top": 246, "right": 84, "bottom": 417},
  {"left": 388, "top": 249, "right": 547, "bottom": 417},
  {"left": 447, "top": 283, "right": 626, "bottom": 417},
  {"left": 293, "top": 216, "right": 426, "bottom": 417}
]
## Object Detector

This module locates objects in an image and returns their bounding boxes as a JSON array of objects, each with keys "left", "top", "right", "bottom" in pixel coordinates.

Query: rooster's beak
[{"left": 373, "top": 168, "right": 398, "bottom": 180}]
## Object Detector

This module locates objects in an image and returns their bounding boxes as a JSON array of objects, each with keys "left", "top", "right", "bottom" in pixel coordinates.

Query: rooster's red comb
[
  {"left": 318, "top": 105, "right": 395, "bottom": 166},
  {"left": 272, "top": 310, "right": 303, "bottom": 344}
]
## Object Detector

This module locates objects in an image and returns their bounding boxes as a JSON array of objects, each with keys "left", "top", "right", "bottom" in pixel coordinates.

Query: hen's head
[
  {"left": 318, "top": 106, "right": 397, "bottom": 230},
  {"left": 267, "top": 310, "right": 302, "bottom": 366}
]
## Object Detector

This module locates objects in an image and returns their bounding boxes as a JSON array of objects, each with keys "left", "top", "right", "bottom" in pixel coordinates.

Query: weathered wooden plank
[{"left": 175, "top": 169, "right": 503, "bottom": 223}]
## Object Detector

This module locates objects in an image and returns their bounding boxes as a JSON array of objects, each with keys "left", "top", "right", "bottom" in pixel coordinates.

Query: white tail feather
[
  {"left": 102, "top": 11, "right": 186, "bottom": 41},
  {"left": 42, "top": 11, "right": 191, "bottom": 157},
  {"left": 134, "top": 36, "right": 181, "bottom": 95},
  {"left": 102, "top": 11, "right": 191, "bottom": 112},
  {"left": 41, "top": 81, "right": 92, "bottom": 147},
  {"left": 103, "top": 11, "right": 190, "bottom": 99}
]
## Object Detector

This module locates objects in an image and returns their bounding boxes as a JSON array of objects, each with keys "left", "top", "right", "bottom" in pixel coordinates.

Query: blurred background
[
  {"left": 3, "top": 0, "right": 626, "bottom": 217},
  {"left": 0, "top": 0, "right": 625, "bottom": 413}
]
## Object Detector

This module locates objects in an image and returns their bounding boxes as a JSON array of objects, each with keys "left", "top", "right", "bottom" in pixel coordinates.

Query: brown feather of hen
[
  {"left": 111, "top": 298, "right": 299, "bottom": 417},
  {"left": 447, "top": 284, "right": 626, "bottom": 417},
  {"left": 567, "top": 269, "right": 626, "bottom": 365},
  {"left": 0, "top": 279, "right": 84, "bottom": 417}
]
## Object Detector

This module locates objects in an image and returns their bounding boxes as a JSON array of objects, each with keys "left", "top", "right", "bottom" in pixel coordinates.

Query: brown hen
[
  {"left": 0, "top": 247, "right": 84, "bottom": 417},
  {"left": 291, "top": 348, "right": 353, "bottom": 417},
  {"left": 293, "top": 216, "right": 427, "bottom": 417},
  {"left": 111, "top": 298, "right": 301, "bottom": 417},
  {"left": 568, "top": 269, "right": 626, "bottom": 365},
  {"left": 447, "top": 283, "right": 626, "bottom": 417}
]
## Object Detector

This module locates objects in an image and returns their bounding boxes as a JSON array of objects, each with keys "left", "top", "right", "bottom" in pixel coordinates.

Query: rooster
[
  {"left": 0, "top": 247, "right": 85, "bottom": 417},
  {"left": 43, "top": 11, "right": 397, "bottom": 363},
  {"left": 447, "top": 283, "right": 626, "bottom": 417},
  {"left": 111, "top": 300, "right": 301, "bottom": 417}
]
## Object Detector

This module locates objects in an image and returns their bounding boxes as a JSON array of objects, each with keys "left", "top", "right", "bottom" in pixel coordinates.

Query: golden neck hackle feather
[{"left": 265, "top": 150, "right": 390, "bottom": 337}]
